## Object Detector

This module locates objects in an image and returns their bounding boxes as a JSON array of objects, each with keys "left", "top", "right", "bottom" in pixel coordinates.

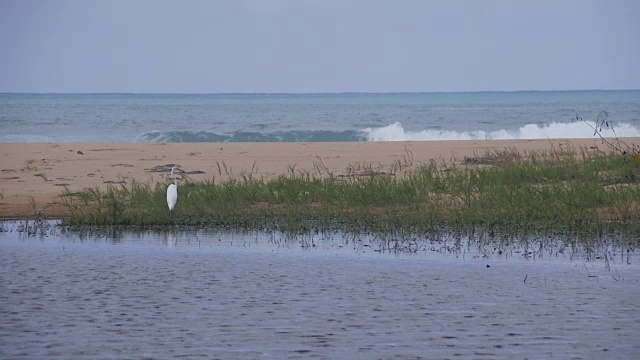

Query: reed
[{"left": 56, "top": 147, "right": 640, "bottom": 241}]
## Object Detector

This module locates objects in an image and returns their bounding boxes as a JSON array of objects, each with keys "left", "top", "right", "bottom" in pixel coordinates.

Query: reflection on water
[
  {"left": 6, "top": 219, "right": 636, "bottom": 264},
  {"left": 165, "top": 231, "right": 177, "bottom": 247},
  {"left": 1, "top": 220, "right": 639, "bottom": 359}
]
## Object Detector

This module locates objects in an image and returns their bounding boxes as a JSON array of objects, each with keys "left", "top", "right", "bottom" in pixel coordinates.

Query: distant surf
[
  {"left": 2, "top": 91, "right": 639, "bottom": 143},
  {"left": 140, "top": 130, "right": 367, "bottom": 143},
  {"left": 140, "top": 121, "right": 640, "bottom": 143},
  {"left": 362, "top": 121, "right": 640, "bottom": 142}
]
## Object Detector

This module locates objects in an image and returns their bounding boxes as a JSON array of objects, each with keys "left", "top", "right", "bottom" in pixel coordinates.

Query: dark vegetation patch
[{"left": 53, "top": 146, "right": 640, "bottom": 244}]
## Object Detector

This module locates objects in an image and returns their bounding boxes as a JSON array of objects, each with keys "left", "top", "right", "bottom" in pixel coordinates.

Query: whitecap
[{"left": 362, "top": 121, "right": 640, "bottom": 141}]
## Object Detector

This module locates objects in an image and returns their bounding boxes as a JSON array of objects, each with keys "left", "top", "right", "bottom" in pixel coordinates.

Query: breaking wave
[
  {"left": 140, "top": 130, "right": 367, "bottom": 143},
  {"left": 363, "top": 121, "right": 640, "bottom": 141},
  {"left": 140, "top": 121, "right": 640, "bottom": 143}
]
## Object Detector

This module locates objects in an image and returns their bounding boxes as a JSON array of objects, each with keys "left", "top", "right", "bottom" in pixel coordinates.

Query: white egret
[{"left": 167, "top": 165, "right": 178, "bottom": 211}]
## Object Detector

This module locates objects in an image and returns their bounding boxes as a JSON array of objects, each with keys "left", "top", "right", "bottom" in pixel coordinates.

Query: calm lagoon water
[{"left": 1, "top": 221, "right": 639, "bottom": 359}]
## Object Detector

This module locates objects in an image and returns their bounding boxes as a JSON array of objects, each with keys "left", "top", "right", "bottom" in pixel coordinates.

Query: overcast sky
[{"left": 1, "top": 0, "right": 639, "bottom": 93}]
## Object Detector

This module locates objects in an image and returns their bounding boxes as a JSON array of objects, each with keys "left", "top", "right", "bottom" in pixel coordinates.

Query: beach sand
[{"left": 1, "top": 138, "right": 637, "bottom": 218}]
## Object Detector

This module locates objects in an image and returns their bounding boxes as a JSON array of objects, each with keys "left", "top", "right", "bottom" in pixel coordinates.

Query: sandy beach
[{"left": 1, "top": 138, "right": 637, "bottom": 218}]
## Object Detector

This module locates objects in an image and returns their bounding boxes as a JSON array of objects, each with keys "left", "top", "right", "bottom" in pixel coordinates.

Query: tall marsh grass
[{"left": 56, "top": 147, "right": 640, "bottom": 239}]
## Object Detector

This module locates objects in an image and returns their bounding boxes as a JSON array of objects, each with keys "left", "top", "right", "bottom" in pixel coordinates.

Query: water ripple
[{"left": 1, "top": 227, "right": 639, "bottom": 358}]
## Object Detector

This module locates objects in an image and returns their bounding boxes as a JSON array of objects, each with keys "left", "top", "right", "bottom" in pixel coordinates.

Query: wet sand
[{"left": 0, "top": 138, "right": 637, "bottom": 218}]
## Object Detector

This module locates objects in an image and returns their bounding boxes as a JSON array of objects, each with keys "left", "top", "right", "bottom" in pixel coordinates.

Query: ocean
[{"left": 1, "top": 91, "right": 639, "bottom": 143}]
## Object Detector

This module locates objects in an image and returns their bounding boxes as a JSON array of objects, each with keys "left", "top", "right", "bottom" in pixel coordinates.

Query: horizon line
[{"left": 1, "top": 88, "right": 639, "bottom": 96}]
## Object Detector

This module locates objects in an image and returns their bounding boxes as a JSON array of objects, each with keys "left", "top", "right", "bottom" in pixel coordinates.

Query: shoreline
[{"left": 1, "top": 138, "right": 638, "bottom": 218}]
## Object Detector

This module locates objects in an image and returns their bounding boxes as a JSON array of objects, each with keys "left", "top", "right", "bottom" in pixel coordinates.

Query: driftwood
[{"left": 146, "top": 164, "right": 206, "bottom": 175}]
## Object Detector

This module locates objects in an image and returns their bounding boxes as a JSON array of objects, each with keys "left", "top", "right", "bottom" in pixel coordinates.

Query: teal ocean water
[{"left": 1, "top": 91, "right": 639, "bottom": 143}]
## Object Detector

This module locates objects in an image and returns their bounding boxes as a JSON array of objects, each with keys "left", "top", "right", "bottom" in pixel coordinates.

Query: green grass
[{"left": 55, "top": 147, "right": 640, "bottom": 240}]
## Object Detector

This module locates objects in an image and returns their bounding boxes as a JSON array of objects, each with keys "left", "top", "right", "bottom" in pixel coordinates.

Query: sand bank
[{"left": 0, "top": 138, "right": 636, "bottom": 218}]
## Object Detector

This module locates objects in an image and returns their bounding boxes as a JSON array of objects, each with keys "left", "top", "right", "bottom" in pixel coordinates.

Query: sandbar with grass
[
  {"left": 0, "top": 139, "right": 625, "bottom": 217},
  {"left": 1, "top": 139, "right": 638, "bottom": 238}
]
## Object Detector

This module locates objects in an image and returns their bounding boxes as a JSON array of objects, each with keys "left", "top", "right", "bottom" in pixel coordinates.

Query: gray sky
[{"left": 1, "top": 0, "right": 639, "bottom": 93}]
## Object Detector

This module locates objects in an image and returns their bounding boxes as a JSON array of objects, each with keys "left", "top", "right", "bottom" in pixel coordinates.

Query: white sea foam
[{"left": 363, "top": 121, "right": 640, "bottom": 142}]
